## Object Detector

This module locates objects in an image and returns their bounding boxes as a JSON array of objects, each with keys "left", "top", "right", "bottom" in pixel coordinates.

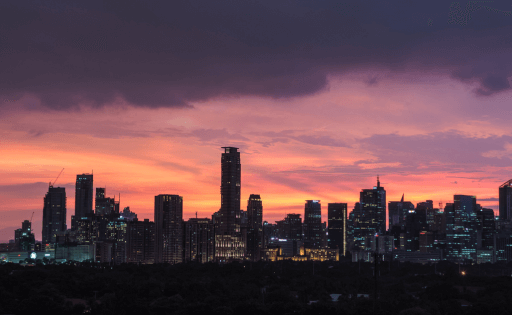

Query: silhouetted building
[
  {"left": 389, "top": 198, "right": 414, "bottom": 228},
  {"left": 95, "top": 188, "right": 119, "bottom": 217},
  {"left": 276, "top": 214, "right": 302, "bottom": 241},
  {"left": 215, "top": 147, "right": 244, "bottom": 261},
  {"left": 328, "top": 203, "right": 347, "bottom": 256},
  {"left": 477, "top": 208, "right": 495, "bottom": 250},
  {"left": 304, "top": 200, "right": 322, "bottom": 249},
  {"left": 499, "top": 179, "right": 512, "bottom": 221},
  {"left": 42, "top": 186, "right": 67, "bottom": 244},
  {"left": 183, "top": 218, "right": 214, "bottom": 263},
  {"left": 126, "top": 218, "right": 155, "bottom": 264},
  {"left": 155, "top": 194, "right": 183, "bottom": 264},
  {"left": 246, "top": 194, "right": 263, "bottom": 261},
  {"left": 72, "top": 174, "right": 93, "bottom": 230}
]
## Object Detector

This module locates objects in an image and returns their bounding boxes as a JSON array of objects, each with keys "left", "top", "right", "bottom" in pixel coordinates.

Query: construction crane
[{"left": 49, "top": 168, "right": 65, "bottom": 188}]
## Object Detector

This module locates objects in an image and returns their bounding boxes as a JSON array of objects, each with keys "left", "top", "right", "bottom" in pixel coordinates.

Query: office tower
[
  {"left": 215, "top": 147, "right": 244, "bottom": 261},
  {"left": 445, "top": 195, "right": 478, "bottom": 262},
  {"left": 328, "top": 203, "right": 347, "bottom": 256},
  {"left": 155, "top": 194, "right": 183, "bottom": 264},
  {"left": 126, "top": 218, "right": 155, "bottom": 264},
  {"left": 106, "top": 219, "right": 128, "bottom": 264},
  {"left": 388, "top": 197, "right": 415, "bottom": 228},
  {"left": 183, "top": 218, "right": 215, "bottom": 263},
  {"left": 499, "top": 179, "right": 512, "bottom": 221},
  {"left": 304, "top": 200, "right": 322, "bottom": 249},
  {"left": 359, "top": 177, "right": 386, "bottom": 236},
  {"left": 246, "top": 194, "right": 263, "bottom": 261},
  {"left": 477, "top": 208, "right": 495, "bottom": 250},
  {"left": 42, "top": 186, "right": 67, "bottom": 244},
  {"left": 73, "top": 174, "right": 93, "bottom": 230}
]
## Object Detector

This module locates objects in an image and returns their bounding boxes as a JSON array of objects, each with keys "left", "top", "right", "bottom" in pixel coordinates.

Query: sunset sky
[{"left": 1, "top": 1, "right": 512, "bottom": 241}]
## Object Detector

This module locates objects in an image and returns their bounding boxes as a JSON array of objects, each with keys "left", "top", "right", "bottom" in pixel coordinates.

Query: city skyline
[{"left": 2, "top": 1, "right": 512, "bottom": 242}]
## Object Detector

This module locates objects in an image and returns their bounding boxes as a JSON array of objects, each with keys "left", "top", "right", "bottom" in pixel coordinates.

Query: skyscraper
[
  {"left": 183, "top": 218, "right": 215, "bottom": 263},
  {"left": 215, "top": 147, "right": 244, "bottom": 261},
  {"left": 304, "top": 200, "right": 322, "bottom": 249},
  {"left": 73, "top": 173, "right": 93, "bottom": 230},
  {"left": 499, "top": 179, "right": 512, "bottom": 221},
  {"left": 352, "top": 177, "right": 386, "bottom": 251},
  {"left": 360, "top": 177, "right": 386, "bottom": 235},
  {"left": 42, "top": 186, "right": 67, "bottom": 244},
  {"left": 155, "top": 194, "right": 183, "bottom": 264},
  {"left": 328, "top": 203, "right": 347, "bottom": 256},
  {"left": 247, "top": 194, "right": 263, "bottom": 261}
]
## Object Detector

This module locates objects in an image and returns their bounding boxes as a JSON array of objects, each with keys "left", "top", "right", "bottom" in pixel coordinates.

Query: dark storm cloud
[{"left": 1, "top": 0, "right": 512, "bottom": 109}]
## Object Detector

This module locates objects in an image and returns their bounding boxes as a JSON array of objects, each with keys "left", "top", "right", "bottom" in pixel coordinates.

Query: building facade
[
  {"left": 215, "top": 147, "right": 244, "bottom": 261},
  {"left": 328, "top": 203, "right": 347, "bottom": 256},
  {"left": 42, "top": 186, "right": 67, "bottom": 244},
  {"left": 155, "top": 194, "right": 183, "bottom": 264}
]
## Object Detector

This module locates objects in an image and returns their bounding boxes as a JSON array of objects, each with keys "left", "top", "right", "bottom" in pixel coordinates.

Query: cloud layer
[{"left": 1, "top": 0, "right": 512, "bottom": 110}]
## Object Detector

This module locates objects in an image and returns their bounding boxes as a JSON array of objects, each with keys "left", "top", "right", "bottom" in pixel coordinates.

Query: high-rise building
[
  {"left": 328, "top": 203, "right": 347, "bottom": 256},
  {"left": 73, "top": 174, "right": 93, "bottom": 230},
  {"left": 445, "top": 195, "right": 478, "bottom": 262},
  {"left": 499, "top": 179, "right": 512, "bottom": 221},
  {"left": 183, "top": 218, "right": 215, "bottom": 263},
  {"left": 304, "top": 200, "right": 322, "bottom": 249},
  {"left": 388, "top": 199, "right": 414, "bottom": 228},
  {"left": 42, "top": 186, "right": 67, "bottom": 244},
  {"left": 359, "top": 177, "right": 386, "bottom": 236},
  {"left": 246, "top": 194, "right": 263, "bottom": 261},
  {"left": 95, "top": 188, "right": 118, "bottom": 217},
  {"left": 215, "top": 147, "right": 244, "bottom": 261},
  {"left": 155, "top": 194, "right": 183, "bottom": 264},
  {"left": 126, "top": 218, "right": 155, "bottom": 264}
]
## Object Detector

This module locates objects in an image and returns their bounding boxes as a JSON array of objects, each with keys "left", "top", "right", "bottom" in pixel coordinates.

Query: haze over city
[{"left": 1, "top": 1, "right": 512, "bottom": 242}]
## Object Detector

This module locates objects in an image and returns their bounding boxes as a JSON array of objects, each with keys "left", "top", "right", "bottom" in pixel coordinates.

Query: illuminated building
[
  {"left": 126, "top": 218, "right": 155, "bottom": 264},
  {"left": 445, "top": 195, "right": 478, "bottom": 262},
  {"left": 360, "top": 177, "right": 386, "bottom": 235},
  {"left": 42, "top": 186, "right": 67, "bottom": 244},
  {"left": 351, "top": 177, "right": 386, "bottom": 252},
  {"left": 72, "top": 174, "right": 93, "bottom": 230},
  {"left": 328, "top": 203, "right": 347, "bottom": 256},
  {"left": 120, "top": 207, "right": 137, "bottom": 221},
  {"left": 499, "top": 179, "right": 512, "bottom": 221},
  {"left": 14, "top": 220, "right": 35, "bottom": 251},
  {"left": 183, "top": 218, "right": 215, "bottom": 263},
  {"left": 246, "top": 194, "right": 263, "bottom": 261},
  {"left": 215, "top": 147, "right": 244, "bottom": 261},
  {"left": 106, "top": 219, "right": 127, "bottom": 264},
  {"left": 304, "top": 200, "right": 322, "bottom": 249},
  {"left": 155, "top": 194, "right": 183, "bottom": 264}
]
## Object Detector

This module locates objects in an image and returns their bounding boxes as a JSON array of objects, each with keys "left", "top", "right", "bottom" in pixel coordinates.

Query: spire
[
  {"left": 377, "top": 175, "right": 380, "bottom": 188},
  {"left": 400, "top": 193, "right": 404, "bottom": 203}
]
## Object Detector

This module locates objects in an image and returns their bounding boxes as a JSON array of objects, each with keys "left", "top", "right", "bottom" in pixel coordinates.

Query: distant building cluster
[{"left": 2, "top": 148, "right": 512, "bottom": 265}]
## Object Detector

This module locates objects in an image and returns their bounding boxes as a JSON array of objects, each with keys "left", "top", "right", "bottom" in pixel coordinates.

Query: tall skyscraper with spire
[{"left": 215, "top": 147, "right": 244, "bottom": 261}]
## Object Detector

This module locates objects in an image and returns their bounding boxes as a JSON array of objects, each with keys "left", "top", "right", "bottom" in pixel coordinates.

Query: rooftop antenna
[{"left": 196, "top": 211, "right": 198, "bottom": 219}]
